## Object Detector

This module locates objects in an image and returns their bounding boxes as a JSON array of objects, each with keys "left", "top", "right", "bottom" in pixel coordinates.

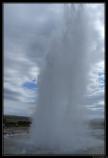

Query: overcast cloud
[{"left": 4, "top": 4, "right": 104, "bottom": 117}]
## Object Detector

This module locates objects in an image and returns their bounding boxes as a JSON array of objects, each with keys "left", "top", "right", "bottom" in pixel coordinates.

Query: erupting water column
[{"left": 30, "top": 4, "right": 93, "bottom": 153}]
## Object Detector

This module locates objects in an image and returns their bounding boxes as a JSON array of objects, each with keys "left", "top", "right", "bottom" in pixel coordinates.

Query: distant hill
[
  {"left": 89, "top": 118, "right": 104, "bottom": 129},
  {"left": 3, "top": 115, "right": 32, "bottom": 127}
]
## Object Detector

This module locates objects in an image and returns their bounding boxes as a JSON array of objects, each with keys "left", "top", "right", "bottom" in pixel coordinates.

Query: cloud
[
  {"left": 4, "top": 99, "right": 35, "bottom": 116},
  {"left": 85, "top": 60, "right": 104, "bottom": 118},
  {"left": 4, "top": 4, "right": 104, "bottom": 116},
  {"left": 87, "top": 61, "right": 104, "bottom": 94},
  {"left": 4, "top": 4, "right": 63, "bottom": 116}
]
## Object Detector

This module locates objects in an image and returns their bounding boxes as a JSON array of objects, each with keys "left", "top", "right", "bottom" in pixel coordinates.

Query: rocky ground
[{"left": 3, "top": 127, "right": 30, "bottom": 136}]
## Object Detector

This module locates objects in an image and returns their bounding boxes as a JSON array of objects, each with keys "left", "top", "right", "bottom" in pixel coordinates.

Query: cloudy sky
[{"left": 4, "top": 4, "right": 104, "bottom": 118}]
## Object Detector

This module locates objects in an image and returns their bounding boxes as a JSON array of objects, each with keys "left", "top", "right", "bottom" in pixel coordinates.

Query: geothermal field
[{"left": 4, "top": 4, "right": 104, "bottom": 155}]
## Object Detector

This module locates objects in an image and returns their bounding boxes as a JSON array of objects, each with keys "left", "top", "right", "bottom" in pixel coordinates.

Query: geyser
[{"left": 30, "top": 4, "right": 100, "bottom": 153}]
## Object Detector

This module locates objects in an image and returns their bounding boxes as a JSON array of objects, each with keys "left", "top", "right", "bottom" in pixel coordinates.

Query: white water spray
[{"left": 29, "top": 4, "right": 102, "bottom": 153}]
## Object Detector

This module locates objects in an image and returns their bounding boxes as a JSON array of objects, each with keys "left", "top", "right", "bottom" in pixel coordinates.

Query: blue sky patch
[
  {"left": 22, "top": 80, "right": 37, "bottom": 91},
  {"left": 98, "top": 72, "right": 104, "bottom": 89}
]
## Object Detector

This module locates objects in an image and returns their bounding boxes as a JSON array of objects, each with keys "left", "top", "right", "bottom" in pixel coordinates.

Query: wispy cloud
[{"left": 4, "top": 4, "right": 104, "bottom": 117}]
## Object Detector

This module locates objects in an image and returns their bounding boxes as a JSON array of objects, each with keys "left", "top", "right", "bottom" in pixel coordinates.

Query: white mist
[{"left": 29, "top": 4, "right": 103, "bottom": 153}]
